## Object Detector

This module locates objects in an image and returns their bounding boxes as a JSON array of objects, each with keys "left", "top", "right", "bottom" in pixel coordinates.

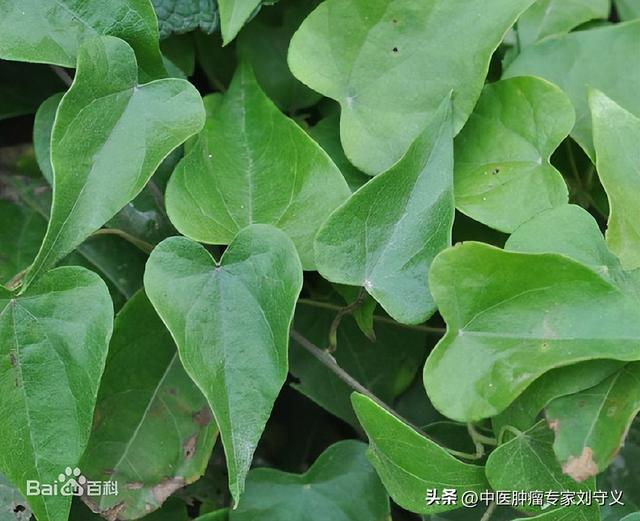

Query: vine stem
[
  {"left": 480, "top": 501, "right": 497, "bottom": 521},
  {"left": 328, "top": 288, "right": 368, "bottom": 351},
  {"left": 297, "top": 298, "right": 445, "bottom": 334},
  {"left": 51, "top": 65, "right": 72, "bottom": 87},
  {"left": 290, "top": 329, "right": 483, "bottom": 461}
]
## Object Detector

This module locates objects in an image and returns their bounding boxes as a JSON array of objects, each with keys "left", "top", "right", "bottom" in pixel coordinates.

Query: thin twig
[
  {"left": 480, "top": 501, "right": 497, "bottom": 521},
  {"left": 91, "top": 228, "right": 154, "bottom": 254},
  {"left": 467, "top": 423, "right": 498, "bottom": 447},
  {"left": 297, "top": 298, "right": 445, "bottom": 334},
  {"left": 290, "top": 329, "right": 483, "bottom": 461}
]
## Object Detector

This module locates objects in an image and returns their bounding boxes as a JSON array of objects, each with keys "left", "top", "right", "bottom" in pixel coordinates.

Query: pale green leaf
[
  {"left": 616, "top": 0, "right": 640, "bottom": 20},
  {"left": 547, "top": 362, "right": 640, "bottom": 481},
  {"left": 590, "top": 90, "right": 640, "bottom": 270},
  {"left": 288, "top": 0, "right": 535, "bottom": 174},
  {"left": 218, "top": 0, "right": 261, "bottom": 45},
  {"left": 424, "top": 242, "right": 640, "bottom": 422},
  {"left": 351, "top": 393, "right": 489, "bottom": 515},
  {"left": 314, "top": 97, "right": 453, "bottom": 324},
  {"left": 454, "top": 76, "right": 572, "bottom": 232},
  {"left": 517, "top": 0, "right": 610, "bottom": 46},
  {"left": 229, "top": 440, "right": 390, "bottom": 520},
  {"left": 486, "top": 421, "right": 597, "bottom": 516},
  {"left": 81, "top": 291, "right": 217, "bottom": 520},
  {"left": 24, "top": 36, "right": 205, "bottom": 288},
  {"left": 504, "top": 21, "right": 640, "bottom": 158},
  {"left": 0, "top": 0, "right": 166, "bottom": 80},
  {"left": 0, "top": 267, "right": 113, "bottom": 521},
  {"left": 33, "top": 93, "right": 63, "bottom": 185},
  {"left": 165, "top": 63, "right": 350, "bottom": 270},
  {"left": 144, "top": 224, "right": 303, "bottom": 505}
]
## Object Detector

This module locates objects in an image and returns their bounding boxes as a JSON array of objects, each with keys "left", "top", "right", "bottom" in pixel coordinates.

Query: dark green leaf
[{"left": 152, "top": 0, "right": 218, "bottom": 39}]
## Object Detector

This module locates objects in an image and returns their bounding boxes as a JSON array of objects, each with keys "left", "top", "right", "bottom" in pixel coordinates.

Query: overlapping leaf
[
  {"left": 314, "top": 97, "right": 453, "bottom": 325},
  {"left": 454, "top": 76, "right": 572, "bottom": 232},
  {"left": 504, "top": 21, "right": 640, "bottom": 158},
  {"left": 0, "top": 0, "right": 166, "bottom": 80},
  {"left": 144, "top": 225, "right": 303, "bottom": 505},
  {"left": 152, "top": 0, "right": 218, "bottom": 39},
  {"left": 352, "top": 393, "right": 489, "bottom": 515},
  {"left": 547, "top": 362, "right": 640, "bottom": 482},
  {"left": 24, "top": 36, "right": 204, "bottom": 287},
  {"left": 288, "top": 0, "right": 535, "bottom": 174},
  {"left": 516, "top": 0, "right": 610, "bottom": 46},
  {"left": 0, "top": 267, "right": 113, "bottom": 521},
  {"left": 424, "top": 240, "right": 640, "bottom": 422},
  {"left": 230, "top": 441, "right": 390, "bottom": 520},
  {"left": 486, "top": 422, "right": 597, "bottom": 517},
  {"left": 165, "top": 63, "right": 350, "bottom": 270},
  {"left": 81, "top": 292, "right": 217, "bottom": 519},
  {"left": 218, "top": 0, "right": 261, "bottom": 45},
  {"left": 590, "top": 90, "right": 640, "bottom": 270}
]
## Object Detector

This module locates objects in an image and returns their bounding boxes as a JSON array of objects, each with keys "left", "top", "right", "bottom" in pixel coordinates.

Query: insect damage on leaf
[{"left": 562, "top": 447, "right": 599, "bottom": 482}]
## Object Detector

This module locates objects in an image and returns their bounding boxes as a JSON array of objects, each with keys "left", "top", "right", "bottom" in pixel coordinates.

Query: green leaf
[
  {"left": 0, "top": 61, "right": 64, "bottom": 121},
  {"left": 0, "top": 0, "right": 166, "bottom": 80},
  {"left": 237, "top": 0, "right": 322, "bottom": 112},
  {"left": 288, "top": 0, "right": 535, "bottom": 174},
  {"left": 493, "top": 360, "right": 624, "bottom": 434},
  {"left": 546, "top": 362, "right": 640, "bottom": 481},
  {"left": 218, "top": 0, "right": 261, "bottom": 45},
  {"left": 616, "top": 0, "right": 640, "bottom": 20},
  {"left": 314, "top": 97, "right": 453, "bottom": 325},
  {"left": 504, "top": 21, "right": 640, "bottom": 159},
  {"left": 290, "top": 303, "right": 426, "bottom": 427},
  {"left": 454, "top": 76, "right": 572, "bottom": 232},
  {"left": 486, "top": 421, "right": 597, "bottom": 516},
  {"left": 351, "top": 393, "right": 489, "bottom": 515},
  {"left": 229, "top": 440, "right": 390, "bottom": 520},
  {"left": 512, "top": 507, "right": 597, "bottom": 520},
  {"left": 152, "top": 0, "right": 218, "bottom": 39},
  {"left": 0, "top": 472, "right": 32, "bottom": 521},
  {"left": 144, "top": 224, "right": 303, "bottom": 505},
  {"left": 24, "top": 35, "right": 205, "bottom": 288},
  {"left": 517, "top": 0, "right": 610, "bottom": 46},
  {"left": 621, "top": 515, "right": 640, "bottom": 521},
  {"left": 0, "top": 267, "right": 113, "bottom": 521},
  {"left": 33, "top": 93, "right": 63, "bottom": 185},
  {"left": 0, "top": 201, "right": 47, "bottom": 286},
  {"left": 590, "top": 90, "right": 640, "bottom": 270},
  {"left": 165, "top": 63, "right": 350, "bottom": 270},
  {"left": 81, "top": 291, "right": 217, "bottom": 519},
  {"left": 424, "top": 242, "right": 640, "bottom": 422},
  {"left": 307, "top": 113, "right": 371, "bottom": 192}
]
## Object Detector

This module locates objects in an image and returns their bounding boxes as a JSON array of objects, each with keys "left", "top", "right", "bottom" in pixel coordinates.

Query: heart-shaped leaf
[
  {"left": 547, "top": 362, "right": 640, "bottom": 482},
  {"left": 24, "top": 36, "right": 205, "bottom": 288},
  {"left": 0, "top": 267, "right": 113, "bottom": 521},
  {"left": 144, "top": 224, "right": 303, "bottom": 505},
  {"left": 454, "top": 76, "right": 572, "bottom": 232},
  {"left": 351, "top": 393, "right": 489, "bottom": 515},
  {"left": 165, "top": 63, "right": 350, "bottom": 270},
  {"left": 486, "top": 421, "right": 597, "bottom": 516},
  {"left": 288, "top": 0, "right": 535, "bottom": 174},
  {"left": 81, "top": 291, "right": 217, "bottom": 520},
  {"left": 0, "top": 0, "right": 166, "bottom": 80},
  {"left": 230, "top": 440, "right": 390, "bottom": 520},
  {"left": 314, "top": 97, "right": 453, "bottom": 324},
  {"left": 590, "top": 90, "right": 640, "bottom": 270},
  {"left": 504, "top": 20, "right": 640, "bottom": 159},
  {"left": 424, "top": 241, "right": 640, "bottom": 422}
]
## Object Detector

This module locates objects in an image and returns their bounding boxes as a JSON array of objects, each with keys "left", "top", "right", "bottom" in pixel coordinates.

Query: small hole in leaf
[
  {"left": 492, "top": 168, "right": 500, "bottom": 175},
  {"left": 392, "top": 18, "right": 398, "bottom": 24},
  {"left": 14, "top": 505, "right": 26, "bottom": 513},
  {"left": 392, "top": 47, "right": 399, "bottom": 53}
]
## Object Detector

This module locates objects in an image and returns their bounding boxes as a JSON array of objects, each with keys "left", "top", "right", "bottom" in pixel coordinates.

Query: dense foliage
[{"left": 0, "top": 1, "right": 639, "bottom": 520}]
